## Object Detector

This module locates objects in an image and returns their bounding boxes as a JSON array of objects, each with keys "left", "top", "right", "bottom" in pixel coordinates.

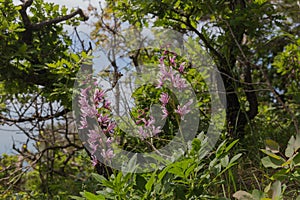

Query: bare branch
[{"left": 0, "top": 108, "right": 69, "bottom": 124}]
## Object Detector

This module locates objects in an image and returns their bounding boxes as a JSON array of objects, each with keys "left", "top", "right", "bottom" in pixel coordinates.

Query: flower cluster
[
  {"left": 135, "top": 109, "right": 162, "bottom": 140},
  {"left": 175, "top": 99, "right": 193, "bottom": 120},
  {"left": 159, "top": 92, "right": 169, "bottom": 120},
  {"left": 77, "top": 51, "right": 193, "bottom": 166},
  {"left": 157, "top": 54, "right": 188, "bottom": 90},
  {"left": 78, "top": 85, "right": 116, "bottom": 165},
  {"left": 137, "top": 116, "right": 161, "bottom": 140},
  {"left": 157, "top": 53, "right": 192, "bottom": 120}
]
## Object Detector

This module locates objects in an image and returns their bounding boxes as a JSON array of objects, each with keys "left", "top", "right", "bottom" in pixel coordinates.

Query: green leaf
[
  {"left": 158, "top": 165, "right": 171, "bottom": 182},
  {"left": 115, "top": 171, "right": 123, "bottom": 186},
  {"left": 261, "top": 156, "right": 284, "bottom": 169},
  {"left": 229, "top": 153, "right": 242, "bottom": 165},
  {"left": 69, "top": 196, "right": 85, "bottom": 200},
  {"left": 294, "top": 134, "right": 300, "bottom": 152},
  {"left": 260, "top": 149, "right": 284, "bottom": 161},
  {"left": 216, "top": 140, "right": 227, "bottom": 158},
  {"left": 92, "top": 173, "right": 115, "bottom": 189},
  {"left": 292, "top": 152, "right": 300, "bottom": 166},
  {"left": 82, "top": 191, "right": 105, "bottom": 200},
  {"left": 285, "top": 136, "right": 295, "bottom": 157},
  {"left": 184, "top": 163, "right": 196, "bottom": 177},
  {"left": 265, "top": 139, "right": 280, "bottom": 153},
  {"left": 221, "top": 155, "right": 229, "bottom": 167},
  {"left": 180, "top": 23, "right": 187, "bottom": 29},
  {"left": 135, "top": 174, "right": 147, "bottom": 191},
  {"left": 252, "top": 190, "right": 267, "bottom": 200},
  {"left": 145, "top": 172, "right": 156, "bottom": 192},
  {"left": 254, "top": 0, "right": 267, "bottom": 5},
  {"left": 191, "top": 138, "right": 201, "bottom": 152},
  {"left": 92, "top": 173, "right": 107, "bottom": 183},
  {"left": 271, "top": 181, "right": 281, "bottom": 200},
  {"left": 225, "top": 139, "right": 239, "bottom": 152},
  {"left": 122, "top": 153, "right": 138, "bottom": 173}
]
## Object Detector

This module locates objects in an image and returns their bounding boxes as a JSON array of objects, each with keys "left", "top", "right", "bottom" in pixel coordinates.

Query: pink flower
[
  {"left": 172, "top": 74, "right": 188, "bottom": 90},
  {"left": 175, "top": 100, "right": 193, "bottom": 119},
  {"left": 91, "top": 155, "right": 98, "bottom": 166},
  {"left": 94, "top": 88, "right": 105, "bottom": 104},
  {"left": 179, "top": 62, "right": 186, "bottom": 73},
  {"left": 79, "top": 96, "right": 88, "bottom": 108},
  {"left": 103, "top": 100, "right": 111, "bottom": 109},
  {"left": 106, "top": 137, "right": 114, "bottom": 145},
  {"left": 78, "top": 116, "right": 88, "bottom": 129},
  {"left": 90, "top": 143, "right": 99, "bottom": 155},
  {"left": 97, "top": 114, "right": 109, "bottom": 125},
  {"left": 101, "top": 149, "right": 114, "bottom": 160},
  {"left": 138, "top": 126, "right": 147, "bottom": 140},
  {"left": 161, "top": 106, "right": 168, "bottom": 119},
  {"left": 151, "top": 125, "right": 161, "bottom": 136},
  {"left": 87, "top": 107, "right": 98, "bottom": 117},
  {"left": 88, "top": 130, "right": 100, "bottom": 141},
  {"left": 104, "top": 122, "right": 116, "bottom": 135},
  {"left": 159, "top": 56, "right": 165, "bottom": 65},
  {"left": 163, "top": 66, "right": 175, "bottom": 80},
  {"left": 147, "top": 116, "right": 155, "bottom": 127},
  {"left": 141, "top": 116, "right": 155, "bottom": 127},
  {"left": 156, "top": 78, "right": 164, "bottom": 89},
  {"left": 170, "top": 55, "right": 176, "bottom": 66},
  {"left": 80, "top": 87, "right": 90, "bottom": 98},
  {"left": 159, "top": 92, "right": 170, "bottom": 105}
]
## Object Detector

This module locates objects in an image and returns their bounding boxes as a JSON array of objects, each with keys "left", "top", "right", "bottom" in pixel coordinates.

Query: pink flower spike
[
  {"left": 172, "top": 74, "right": 188, "bottom": 90},
  {"left": 80, "top": 87, "right": 90, "bottom": 98},
  {"left": 179, "top": 62, "right": 186, "bottom": 73},
  {"left": 101, "top": 149, "right": 115, "bottom": 160},
  {"left": 90, "top": 143, "right": 98, "bottom": 155},
  {"left": 159, "top": 56, "right": 165, "bottom": 65},
  {"left": 147, "top": 116, "right": 155, "bottom": 127},
  {"left": 104, "top": 122, "right": 116, "bottom": 135},
  {"left": 151, "top": 125, "right": 161, "bottom": 136},
  {"left": 159, "top": 92, "right": 170, "bottom": 105},
  {"left": 138, "top": 126, "right": 147, "bottom": 140},
  {"left": 156, "top": 78, "right": 164, "bottom": 89},
  {"left": 87, "top": 107, "right": 98, "bottom": 118},
  {"left": 175, "top": 100, "right": 193, "bottom": 120},
  {"left": 78, "top": 116, "right": 88, "bottom": 129},
  {"left": 103, "top": 100, "right": 111, "bottom": 109},
  {"left": 91, "top": 155, "right": 98, "bottom": 166},
  {"left": 88, "top": 130, "right": 100, "bottom": 141},
  {"left": 162, "top": 106, "right": 168, "bottom": 119},
  {"left": 170, "top": 55, "right": 176, "bottom": 65},
  {"left": 97, "top": 114, "right": 109, "bottom": 125},
  {"left": 106, "top": 137, "right": 114, "bottom": 145},
  {"left": 79, "top": 96, "right": 88, "bottom": 108},
  {"left": 94, "top": 88, "right": 105, "bottom": 103}
]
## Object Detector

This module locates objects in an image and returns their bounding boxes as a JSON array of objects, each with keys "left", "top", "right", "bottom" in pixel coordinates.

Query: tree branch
[
  {"left": 18, "top": 0, "right": 88, "bottom": 44},
  {"left": 19, "top": 0, "right": 33, "bottom": 27},
  {"left": 31, "top": 8, "right": 88, "bottom": 30},
  {"left": 0, "top": 108, "right": 70, "bottom": 124}
]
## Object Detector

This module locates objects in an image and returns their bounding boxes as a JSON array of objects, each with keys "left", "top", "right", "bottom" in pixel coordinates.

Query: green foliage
[
  {"left": 0, "top": 0, "right": 87, "bottom": 109},
  {"left": 234, "top": 135, "right": 300, "bottom": 199},
  {"left": 1, "top": 0, "right": 300, "bottom": 199},
  {"left": 0, "top": 150, "right": 98, "bottom": 200},
  {"left": 72, "top": 134, "right": 242, "bottom": 199}
]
